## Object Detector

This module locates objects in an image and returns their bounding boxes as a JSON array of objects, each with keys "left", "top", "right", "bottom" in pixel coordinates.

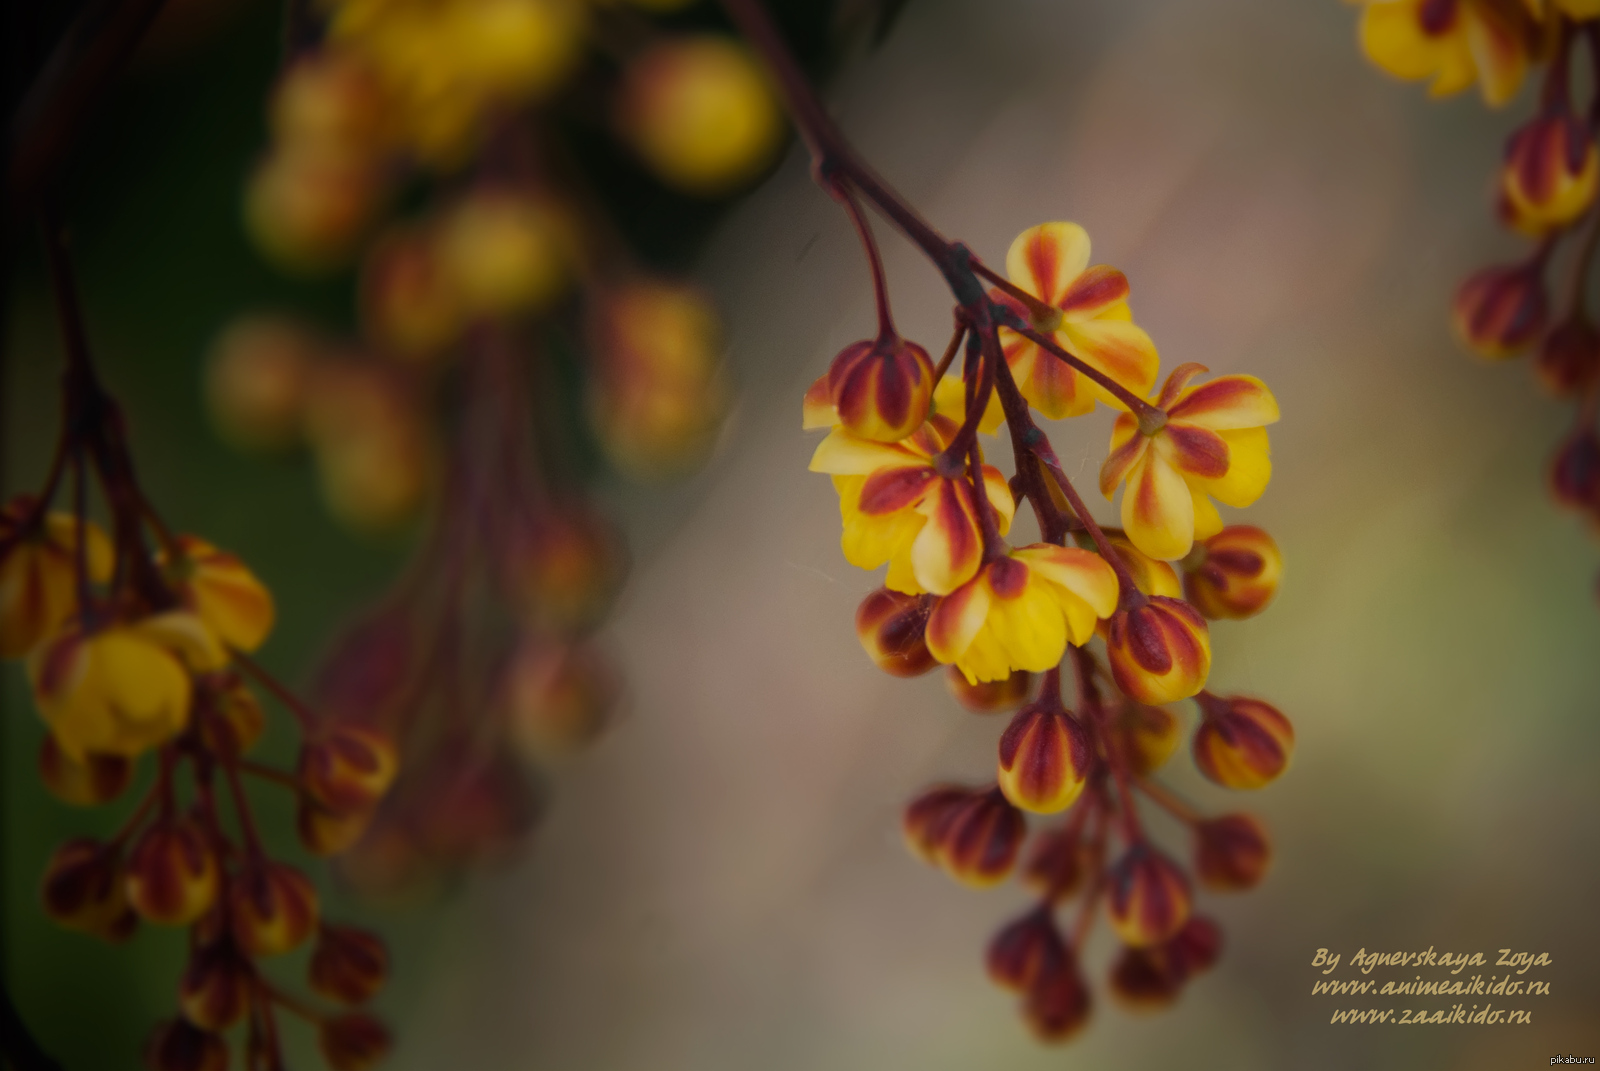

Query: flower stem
[
  {"left": 231, "top": 652, "right": 317, "bottom": 733},
  {"left": 833, "top": 181, "right": 897, "bottom": 340}
]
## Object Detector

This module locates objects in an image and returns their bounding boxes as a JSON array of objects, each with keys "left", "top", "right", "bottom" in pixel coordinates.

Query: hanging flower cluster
[
  {"left": 2, "top": 230, "right": 401, "bottom": 1070},
  {"left": 210, "top": 0, "right": 788, "bottom": 896},
  {"left": 1355, "top": 0, "right": 1600, "bottom": 593},
  {"left": 806, "top": 210, "right": 1291, "bottom": 1040}
]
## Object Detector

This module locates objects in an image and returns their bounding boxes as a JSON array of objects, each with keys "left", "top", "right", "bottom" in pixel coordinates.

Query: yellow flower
[
  {"left": 994, "top": 222, "right": 1160, "bottom": 420},
  {"left": 1099, "top": 364, "right": 1280, "bottom": 562},
  {"left": 925, "top": 545, "right": 1119, "bottom": 684},
  {"left": 0, "top": 502, "right": 113, "bottom": 659},
  {"left": 162, "top": 537, "right": 276, "bottom": 652},
  {"left": 810, "top": 415, "right": 1015, "bottom": 595},
  {"left": 27, "top": 616, "right": 215, "bottom": 761},
  {"left": 1357, "top": 0, "right": 1536, "bottom": 107}
]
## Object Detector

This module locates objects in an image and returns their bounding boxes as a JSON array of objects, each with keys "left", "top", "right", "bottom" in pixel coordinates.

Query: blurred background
[{"left": 5, "top": 0, "right": 1600, "bottom": 1068}]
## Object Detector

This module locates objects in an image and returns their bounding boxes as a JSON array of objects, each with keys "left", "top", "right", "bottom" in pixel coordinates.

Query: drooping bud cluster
[
  {"left": 1354, "top": 0, "right": 1600, "bottom": 596},
  {"left": 4, "top": 231, "right": 401, "bottom": 1069},
  {"left": 801, "top": 212, "right": 1291, "bottom": 1041}
]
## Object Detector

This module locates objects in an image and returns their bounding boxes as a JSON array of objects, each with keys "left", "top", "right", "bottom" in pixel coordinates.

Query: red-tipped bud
[
  {"left": 126, "top": 819, "right": 220, "bottom": 926},
  {"left": 1502, "top": 109, "right": 1600, "bottom": 233},
  {"left": 1166, "top": 915, "right": 1223, "bottom": 977},
  {"left": 144, "top": 1018, "right": 228, "bottom": 1071},
  {"left": 39, "top": 734, "right": 131, "bottom": 806},
  {"left": 503, "top": 640, "right": 619, "bottom": 761},
  {"left": 941, "top": 788, "right": 1027, "bottom": 887},
  {"left": 511, "top": 509, "right": 627, "bottom": 634},
  {"left": 310, "top": 924, "right": 390, "bottom": 1005},
  {"left": 854, "top": 588, "right": 937, "bottom": 678},
  {"left": 1193, "top": 695, "right": 1294, "bottom": 790},
  {"left": 1195, "top": 813, "right": 1272, "bottom": 891},
  {"left": 901, "top": 784, "right": 972, "bottom": 863},
  {"left": 1105, "top": 843, "right": 1191, "bottom": 948},
  {"left": 1536, "top": 312, "right": 1600, "bottom": 397},
  {"left": 1109, "top": 703, "right": 1181, "bottom": 777},
  {"left": 826, "top": 334, "right": 935, "bottom": 443},
  {"left": 300, "top": 725, "right": 399, "bottom": 814},
  {"left": 318, "top": 1013, "right": 393, "bottom": 1071},
  {"left": 1452, "top": 263, "right": 1547, "bottom": 360},
  {"left": 996, "top": 704, "right": 1091, "bottom": 814},
  {"left": 1022, "top": 961, "right": 1092, "bottom": 1042},
  {"left": 1109, "top": 944, "right": 1182, "bottom": 1010},
  {"left": 230, "top": 863, "right": 319, "bottom": 956},
  {"left": 298, "top": 797, "right": 375, "bottom": 857},
  {"left": 1105, "top": 596, "right": 1211, "bottom": 704},
  {"left": 986, "top": 907, "right": 1070, "bottom": 992},
  {"left": 1024, "top": 824, "right": 1092, "bottom": 901},
  {"left": 41, "top": 838, "right": 129, "bottom": 936},
  {"left": 1549, "top": 429, "right": 1600, "bottom": 513},
  {"left": 199, "top": 681, "right": 265, "bottom": 757},
  {"left": 944, "top": 665, "right": 1032, "bottom": 712},
  {"left": 179, "top": 943, "right": 252, "bottom": 1031},
  {"left": 1183, "top": 526, "right": 1282, "bottom": 621}
]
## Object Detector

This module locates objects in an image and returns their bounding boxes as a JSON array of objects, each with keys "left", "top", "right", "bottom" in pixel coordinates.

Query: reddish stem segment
[{"left": 230, "top": 652, "right": 317, "bottom": 733}]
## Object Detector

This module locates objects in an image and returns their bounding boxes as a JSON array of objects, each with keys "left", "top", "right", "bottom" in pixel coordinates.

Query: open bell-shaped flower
[
  {"left": 995, "top": 222, "right": 1160, "bottom": 420},
  {"left": 926, "top": 545, "right": 1118, "bottom": 684},
  {"left": 996, "top": 703, "right": 1092, "bottom": 814},
  {"left": 1193, "top": 694, "right": 1294, "bottom": 789},
  {"left": 1104, "top": 595, "right": 1211, "bottom": 704},
  {"left": 1100, "top": 363, "right": 1279, "bottom": 562},
  {"left": 810, "top": 415, "right": 1015, "bottom": 595}
]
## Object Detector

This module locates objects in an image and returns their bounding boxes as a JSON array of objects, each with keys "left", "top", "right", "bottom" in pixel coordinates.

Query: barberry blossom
[
  {"left": 995, "top": 222, "right": 1160, "bottom": 420},
  {"left": 810, "top": 415, "right": 1016, "bottom": 595},
  {"left": 925, "top": 546, "right": 1118, "bottom": 684},
  {"left": 1358, "top": 0, "right": 1535, "bottom": 107},
  {"left": 1100, "top": 363, "right": 1280, "bottom": 561}
]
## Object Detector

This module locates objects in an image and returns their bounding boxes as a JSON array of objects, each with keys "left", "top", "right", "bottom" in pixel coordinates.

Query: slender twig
[
  {"left": 1134, "top": 777, "right": 1199, "bottom": 827},
  {"left": 231, "top": 652, "right": 316, "bottom": 732}
]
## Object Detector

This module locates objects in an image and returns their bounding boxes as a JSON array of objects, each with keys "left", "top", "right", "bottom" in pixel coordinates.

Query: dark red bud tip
[
  {"left": 1195, "top": 813, "right": 1272, "bottom": 891},
  {"left": 1106, "top": 843, "right": 1192, "bottom": 948},
  {"left": 1452, "top": 264, "right": 1547, "bottom": 360},
  {"left": 230, "top": 863, "right": 319, "bottom": 956},
  {"left": 986, "top": 908, "right": 1070, "bottom": 992},
  {"left": 1535, "top": 314, "right": 1600, "bottom": 397},
  {"left": 1193, "top": 697, "right": 1294, "bottom": 790},
  {"left": 1023, "top": 962, "right": 1092, "bottom": 1042},
  {"left": 311, "top": 924, "right": 391, "bottom": 1005},
  {"left": 1549, "top": 429, "right": 1600, "bottom": 512},
  {"left": 855, "top": 588, "right": 937, "bottom": 678},
  {"left": 940, "top": 788, "right": 1027, "bottom": 888},
  {"left": 319, "top": 1013, "right": 393, "bottom": 1071},
  {"left": 827, "top": 335, "right": 935, "bottom": 442},
  {"left": 126, "top": 820, "right": 220, "bottom": 927}
]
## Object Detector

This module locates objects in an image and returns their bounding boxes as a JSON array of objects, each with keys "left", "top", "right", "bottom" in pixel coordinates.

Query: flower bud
[
  {"left": 360, "top": 225, "right": 465, "bottom": 358},
  {"left": 504, "top": 640, "right": 619, "bottom": 761},
  {"left": 300, "top": 725, "right": 399, "bottom": 814},
  {"left": 1024, "top": 823, "right": 1092, "bottom": 901},
  {"left": 996, "top": 704, "right": 1091, "bottom": 814},
  {"left": 298, "top": 797, "right": 376, "bottom": 857},
  {"left": 126, "top": 819, "right": 220, "bottom": 926},
  {"left": 204, "top": 315, "right": 320, "bottom": 452},
  {"left": 826, "top": 334, "right": 936, "bottom": 443},
  {"left": 1109, "top": 703, "right": 1180, "bottom": 777},
  {"left": 199, "top": 680, "right": 265, "bottom": 757},
  {"left": 1183, "top": 525, "right": 1282, "bottom": 621},
  {"left": 939, "top": 787, "right": 1027, "bottom": 887},
  {"left": 1502, "top": 109, "right": 1600, "bottom": 233},
  {"left": 1549, "top": 428, "right": 1600, "bottom": 513},
  {"left": 1535, "top": 311, "right": 1600, "bottom": 397},
  {"left": 1195, "top": 813, "right": 1271, "bottom": 891},
  {"left": 511, "top": 508, "right": 627, "bottom": 634},
  {"left": 230, "top": 863, "right": 319, "bottom": 956},
  {"left": 311, "top": 924, "right": 390, "bottom": 1005},
  {"left": 318, "top": 1013, "right": 393, "bottom": 1071},
  {"left": 41, "top": 838, "right": 128, "bottom": 935},
  {"left": 1023, "top": 962, "right": 1091, "bottom": 1042},
  {"left": 1104, "top": 596, "right": 1211, "bottom": 705},
  {"left": 1166, "top": 914, "right": 1223, "bottom": 978},
  {"left": 614, "top": 36, "right": 783, "bottom": 195},
  {"left": 1, "top": 500, "right": 114, "bottom": 659},
  {"left": 38, "top": 733, "right": 130, "bottom": 806},
  {"left": 272, "top": 52, "right": 389, "bottom": 151},
  {"left": 1192, "top": 695, "right": 1294, "bottom": 790},
  {"left": 1108, "top": 944, "right": 1182, "bottom": 1010},
  {"left": 901, "top": 784, "right": 972, "bottom": 863},
  {"left": 179, "top": 943, "right": 252, "bottom": 1031},
  {"left": 434, "top": 192, "right": 570, "bottom": 318},
  {"left": 245, "top": 144, "right": 385, "bottom": 274},
  {"left": 944, "top": 665, "right": 1031, "bottom": 712},
  {"left": 986, "top": 907, "right": 1069, "bottom": 992},
  {"left": 304, "top": 362, "right": 431, "bottom": 531},
  {"left": 144, "top": 1018, "right": 228, "bottom": 1071},
  {"left": 855, "top": 588, "right": 937, "bottom": 678},
  {"left": 1452, "top": 262, "right": 1547, "bottom": 360},
  {"left": 1105, "top": 843, "right": 1191, "bottom": 948}
]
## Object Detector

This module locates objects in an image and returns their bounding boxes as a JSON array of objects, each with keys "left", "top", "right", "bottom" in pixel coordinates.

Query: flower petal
[
  {"left": 1099, "top": 415, "right": 1146, "bottom": 498},
  {"left": 1010, "top": 545, "right": 1119, "bottom": 620},
  {"left": 859, "top": 465, "right": 938, "bottom": 516},
  {"left": 837, "top": 475, "right": 925, "bottom": 574},
  {"left": 1121, "top": 451, "right": 1195, "bottom": 561},
  {"left": 1190, "top": 484, "right": 1224, "bottom": 542},
  {"left": 1192, "top": 426, "right": 1272, "bottom": 508},
  {"left": 1160, "top": 423, "right": 1229, "bottom": 480},
  {"left": 926, "top": 576, "right": 992, "bottom": 666},
  {"left": 1006, "top": 223, "right": 1091, "bottom": 308},
  {"left": 1056, "top": 319, "right": 1161, "bottom": 411},
  {"left": 1166, "top": 375, "right": 1279, "bottom": 430},
  {"left": 1360, "top": 0, "right": 1457, "bottom": 82},
  {"left": 982, "top": 464, "right": 1017, "bottom": 536},
  {"left": 802, "top": 373, "right": 835, "bottom": 429},
  {"left": 1003, "top": 331, "right": 1092, "bottom": 420},
  {"left": 989, "top": 578, "right": 1068, "bottom": 674},
  {"left": 1463, "top": 2, "right": 1526, "bottom": 107},
  {"left": 933, "top": 375, "right": 1005, "bottom": 434},
  {"left": 809, "top": 428, "right": 917, "bottom": 475},
  {"left": 1057, "top": 265, "right": 1130, "bottom": 321},
  {"left": 911, "top": 479, "right": 986, "bottom": 595}
]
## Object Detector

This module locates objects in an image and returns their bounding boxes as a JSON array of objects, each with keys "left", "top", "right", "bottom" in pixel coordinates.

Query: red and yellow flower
[
  {"left": 1099, "top": 363, "right": 1279, "bottom": 562},
  {"left": 995, "top": 222, "right": 1160, "bottom": 420},
  {"left": 1357, "top": 0, "right": 1538, "bottom": 108}
]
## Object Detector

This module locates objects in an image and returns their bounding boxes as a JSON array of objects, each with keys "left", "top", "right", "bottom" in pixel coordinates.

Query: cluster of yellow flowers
[
  {"left": 3, "top": 234, "right": 404, "bottom": 1069},
  {"left": 805, "top": 218, "right": 1292, "bottom": 1040},
  {"left": 1356, "top": 0, "right": 1600, "bottom": 587}
]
